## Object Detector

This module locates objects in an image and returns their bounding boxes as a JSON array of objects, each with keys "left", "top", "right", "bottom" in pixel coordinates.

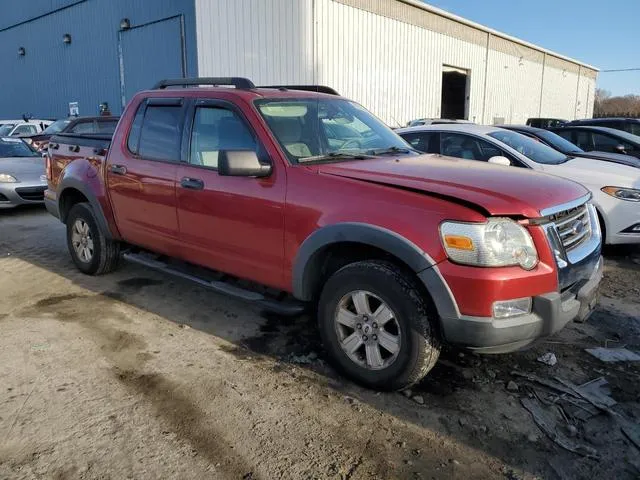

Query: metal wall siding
[
  {"left": 489, "top": 35, "right": 544, "bottom": 63},
  {"left": 0, "top": 0, "right": 81, "bottom": 30},
  {"left": 313, "top": 0, "right": 595, "bottom": 124},
  {"left": 332, "top": 0, "right": 598, "bottom": 80},
  {"left": 195, "top": 0, "right": 315, "bottom": 85},
  {"left": 540, "top": 66, "right": 580, "bottom": 118},
  {"left": 484, "top": 50, "right": 544, "bottom": 124},
  {"left": 316, "top": 0, "right": 487, "bottom": 125},
  {"left": 0, "top": 0, "right": 197, "bottom": 118},
  {"left": 333, "top": 0, "right": 487, "bottom": 46}
]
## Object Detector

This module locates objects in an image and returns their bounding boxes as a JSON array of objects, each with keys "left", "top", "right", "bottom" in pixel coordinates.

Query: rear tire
[
  {"left": 66, "top": 202, "right": 120, "bottom": 275},
  {"left": 318, "top": 260, "right": 440, "bottom": 390}
]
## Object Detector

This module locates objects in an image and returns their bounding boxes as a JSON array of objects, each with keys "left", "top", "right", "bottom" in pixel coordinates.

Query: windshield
[
  {"left": 536, "top": 129, "right": 583, "bottom": 154},
  {"left": 489, "top": 130, "right": 568, "bottom": 165},
  {"left": 42, "top": 119, "right": 71, "bottom": 134},
  {"left": 0, "top": 138, "right": 39, "bottom": 157},
  {"left": 255, "top": 98, "right": 412, "bottom": 163},
  {"left": 0, "top": 124, "right": 16, "bottom": 136}
]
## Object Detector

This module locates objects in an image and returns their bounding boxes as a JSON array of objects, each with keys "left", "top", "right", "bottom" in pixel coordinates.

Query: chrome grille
[{"left": 548, "top": 204, "right": 591, "bottom": 252}]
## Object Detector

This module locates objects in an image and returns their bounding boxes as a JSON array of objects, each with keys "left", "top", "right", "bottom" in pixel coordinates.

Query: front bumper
[
  {"left": 597, "top": 194, "right": 640, "bottom": 245},
  {"left": 440, "top": 255, "right": 603, "bottom": 352},
  {"left": 0, "top": 181, "right": 47, "bottom": 208},
  {"left": 426, "top": 201, "right": 604, "bottom": 353}
]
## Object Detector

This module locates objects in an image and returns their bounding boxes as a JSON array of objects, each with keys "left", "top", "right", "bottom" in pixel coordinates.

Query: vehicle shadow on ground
[{"left": 3, "top": 207, "right": 640, "bottom": 479}]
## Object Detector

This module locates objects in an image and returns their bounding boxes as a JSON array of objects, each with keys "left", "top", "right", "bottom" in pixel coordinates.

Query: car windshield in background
[
  {"left": 42, "top": 119, "right": 71, "bottom": 134},
  {"left": 255, "top": 98, "right": 413, "bottom": 163},
  {"left": 0, "top": 124, "right": 16, "bottom": 136},
  {"left": 0, "top": 138, "right": 39, "bottom": 157},
  {"left": 489, "top": 130, "right": 568, "bottom": 165},
  {"left": 536, "top": 129, "right": 584, "bottom": 154}
]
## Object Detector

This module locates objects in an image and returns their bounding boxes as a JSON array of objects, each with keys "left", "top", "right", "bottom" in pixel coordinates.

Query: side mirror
[
  {"left": 615, "top": 144, "right": 627, "bottom": 154},
  {"left": 218, "top": 150, "right": 272, "bottom": 178},
  {"left": 488, "top": 155, "right": 511, "bottom": 166}
]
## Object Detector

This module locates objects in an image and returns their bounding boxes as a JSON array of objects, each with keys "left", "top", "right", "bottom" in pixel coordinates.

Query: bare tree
[{"left": 594, "top": 89, "right": 640, "bottom": 117}]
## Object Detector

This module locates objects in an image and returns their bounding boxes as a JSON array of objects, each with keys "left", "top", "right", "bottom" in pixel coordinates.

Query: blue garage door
[{"left": 119, "top": 16, "right": 185, "bottom": 106}]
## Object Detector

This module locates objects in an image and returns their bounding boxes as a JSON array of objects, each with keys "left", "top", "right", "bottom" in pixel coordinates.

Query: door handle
[
  {"left": 110, "top": 164, "right": 127, "bottom": 175},
  {"left": 180, "top": 177, "right": 204, "bottom": 190}
]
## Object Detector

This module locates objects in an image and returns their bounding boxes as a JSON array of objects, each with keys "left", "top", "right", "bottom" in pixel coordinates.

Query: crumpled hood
[
  {"left": 0, "top": 156, "right": 45, "bottom": 182},
  {"left": 316, "top": 155, "right": 589, "bottom": 218}
]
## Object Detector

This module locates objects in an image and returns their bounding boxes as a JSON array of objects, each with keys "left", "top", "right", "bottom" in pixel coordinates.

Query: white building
[{"left": 196, "top": 0, "right": 598, "bottom": 126}]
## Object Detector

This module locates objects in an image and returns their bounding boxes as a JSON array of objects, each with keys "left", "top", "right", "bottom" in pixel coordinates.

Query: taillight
[{"left": 45, "top": 153, "right": 52, "bottom": 180}]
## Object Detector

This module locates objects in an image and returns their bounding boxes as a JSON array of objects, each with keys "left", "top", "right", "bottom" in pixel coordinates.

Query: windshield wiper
[
  {"left": 366, "top": 146, "right": 417, "bottom": 155},
  {"left": 298, "top": 152, "right": 373, "bottom": 163}
]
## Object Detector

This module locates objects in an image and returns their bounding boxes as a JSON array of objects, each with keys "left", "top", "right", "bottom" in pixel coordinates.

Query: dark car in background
[
  {"left": 525, "top": 117, "right": 567, "bottom": 129},
  {"left": 500, "top": 124, "right": 640, "bottom": 168},
  {"left": 550, "top": 125, "right": 640, "bottom": 159},
  {"left": 26, "top": 116, "right": 120, "bottom": 151},
  {"left": 566, "top": 117, "right": 640, "bottom": 136}
]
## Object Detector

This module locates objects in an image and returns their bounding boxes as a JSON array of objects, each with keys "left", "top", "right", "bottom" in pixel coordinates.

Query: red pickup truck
[{"left": 44, "top": 78, "right": 603, "bottom": 390}]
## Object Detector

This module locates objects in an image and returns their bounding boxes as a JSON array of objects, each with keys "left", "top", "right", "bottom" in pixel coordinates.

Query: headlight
[
  {"left": 0, "top": 173, "right": 18, "bottom": 183},
  {"left": 601, "top": 186, "right": 640, "bottom": 202},
  {"left": 440, "top": 218, "right": 538, "bottom": 270}
]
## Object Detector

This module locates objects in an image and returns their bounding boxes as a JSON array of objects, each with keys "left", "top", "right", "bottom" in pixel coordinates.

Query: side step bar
[{"left": 123, "top": 252, "right": 306, "bottom": 316}]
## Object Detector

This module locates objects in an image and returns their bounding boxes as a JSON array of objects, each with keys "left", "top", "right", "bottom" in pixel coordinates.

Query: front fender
[{"left": 292, "top": 222, "right": 437, "bottom": 301}]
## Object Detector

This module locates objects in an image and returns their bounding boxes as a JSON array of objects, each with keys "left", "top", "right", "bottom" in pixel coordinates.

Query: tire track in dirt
[
  {"left": 113, "top": 368, "right": 258, "bottom": 479},
  {"left": 22, "top": 291, "right": 259, "bottom": 479}
]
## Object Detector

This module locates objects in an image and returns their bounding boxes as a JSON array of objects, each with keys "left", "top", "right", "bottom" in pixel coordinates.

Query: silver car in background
[{"left": 0, "top": 137, "right": 47, "bottom": 208}]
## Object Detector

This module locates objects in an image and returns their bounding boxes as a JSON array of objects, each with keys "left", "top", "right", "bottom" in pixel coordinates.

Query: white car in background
[
  {"left": 0, "top": 119, "right": 52, "bottom": 137},
  {"left": 396, "top": 124, "right": 640, "bottom": 245}
]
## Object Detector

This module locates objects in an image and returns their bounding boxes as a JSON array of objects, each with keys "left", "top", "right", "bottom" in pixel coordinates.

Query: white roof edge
[{"left": 400, "top": 0, "right": 599, "bottom": 72}]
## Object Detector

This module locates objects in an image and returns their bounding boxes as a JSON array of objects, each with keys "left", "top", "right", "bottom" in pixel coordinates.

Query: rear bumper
[
  {"left": 44, "top": 191, "right": 60, "bottom": 219},
  {"left": 437, "top": 255, "right": 603, "bottom": 353}
]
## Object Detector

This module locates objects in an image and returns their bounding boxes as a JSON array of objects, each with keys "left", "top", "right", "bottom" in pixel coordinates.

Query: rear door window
[
  {"left": 592, "top": 132, "right": 622, "bottom": 152},
  {"left": 399, "top": 132, "right": 438, "bottom": 153},
  {"left": 555, "top": 130, "right": 574, "bottom": 143},
  {"left": 137, "top": 103, "right": 183, "bottom": 161},
  {"left": 573, "top": 130, "right": 593, "bottom": 150},
  {"left": 440, "top": 133, "right": 503, "bottom": 161}
]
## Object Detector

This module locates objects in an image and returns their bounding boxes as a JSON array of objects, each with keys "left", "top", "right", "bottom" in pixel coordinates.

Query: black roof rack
[
  {"left": 258, "top": 85, "right": 340, "bottom": 95},
  {"left": 153, "top": 77, "right": 256, "bottom": 90}
]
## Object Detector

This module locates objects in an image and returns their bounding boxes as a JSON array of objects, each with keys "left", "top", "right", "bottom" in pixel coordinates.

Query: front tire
[
  {"left": 66, "top": 202, "right": 120, "bottom": 275},
  {"left": 318, "top": 261, "right": 440, "bottom": 390}
]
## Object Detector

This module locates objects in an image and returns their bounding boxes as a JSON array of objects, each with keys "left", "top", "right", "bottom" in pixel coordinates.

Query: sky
[{"left": 426, "top": 0, "right": 640, "bottom": 96}]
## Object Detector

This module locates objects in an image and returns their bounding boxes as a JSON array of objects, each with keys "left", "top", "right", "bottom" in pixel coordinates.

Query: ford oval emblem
[{"left": 571, "top": 220, "right": 584, "bottom": 236}]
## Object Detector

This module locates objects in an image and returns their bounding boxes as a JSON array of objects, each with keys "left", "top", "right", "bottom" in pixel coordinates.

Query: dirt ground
[{"left": 1, "top": 206, "right": 639, "bottom": 480}]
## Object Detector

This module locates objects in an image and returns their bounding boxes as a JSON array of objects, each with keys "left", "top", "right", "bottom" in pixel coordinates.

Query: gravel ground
[{"left": 0, "top": 206, "right": 639, "bottom": 480}]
